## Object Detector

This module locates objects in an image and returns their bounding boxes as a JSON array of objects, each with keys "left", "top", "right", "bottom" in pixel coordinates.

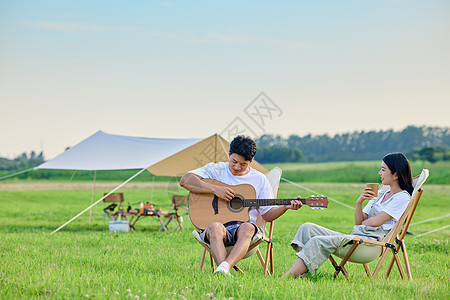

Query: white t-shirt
[
  {"left": 189, "top": 162, "right": 275, "bottom": 224},
  {"left": 363, "top": 189, "right": 411, "bottom": 230}
]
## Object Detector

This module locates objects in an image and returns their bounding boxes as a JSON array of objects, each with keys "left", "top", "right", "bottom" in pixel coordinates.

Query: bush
[{"left": 406, "top": 145, "right": 450, "bottom": 163}]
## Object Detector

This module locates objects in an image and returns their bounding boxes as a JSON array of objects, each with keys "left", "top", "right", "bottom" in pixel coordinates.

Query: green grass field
[
  {"left": 0, "top": 163, "right": 449, "bottom": 299},
  {"left": 3, "top": 160, "right": 449, "bottom": 184}
]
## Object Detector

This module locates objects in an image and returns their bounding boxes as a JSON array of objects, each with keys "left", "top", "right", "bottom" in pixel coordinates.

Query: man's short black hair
[{"left": 229, "top": 135, "right": 257, "bottom": 161}]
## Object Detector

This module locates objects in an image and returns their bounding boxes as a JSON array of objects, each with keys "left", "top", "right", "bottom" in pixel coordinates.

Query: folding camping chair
[
  {"left": 329, "top": 169, "right": 429, "bottom": 280},
  {"left": 162, "top": 195, "right": 189, "bottom": 231},
  {"left": 103, "top": 193, "right": 124, "bottom": 221},
  {"left": 192, "top": 167, "right": 282, "bottom": 275}
]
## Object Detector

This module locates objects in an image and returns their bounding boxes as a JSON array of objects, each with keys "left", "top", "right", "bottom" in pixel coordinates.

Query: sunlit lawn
[{"left": 0, "top": 178, "right": 449, "bottom": 299}]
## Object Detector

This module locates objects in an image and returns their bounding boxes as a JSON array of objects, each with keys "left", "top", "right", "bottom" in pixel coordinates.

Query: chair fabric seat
[{"left": 333, "top": 242, "right": 382, "bottom": 263}]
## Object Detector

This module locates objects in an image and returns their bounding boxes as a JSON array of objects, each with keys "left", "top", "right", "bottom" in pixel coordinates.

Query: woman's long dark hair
[{"left": 382, "top": 152, "right": 414, "bottom": 195}]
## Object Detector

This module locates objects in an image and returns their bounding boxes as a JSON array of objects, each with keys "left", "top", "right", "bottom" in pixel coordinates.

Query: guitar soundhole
[{"left": 228, "top": 196, "right": 244, "bottom": 211}]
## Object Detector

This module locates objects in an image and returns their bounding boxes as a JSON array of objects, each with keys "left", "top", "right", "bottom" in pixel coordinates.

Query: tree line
[
  {"left": 254, "top": 125, "right": 450, "bottom": 163},
  {"left": 1, "top": 126, "right": 449, "bottom": 171},
  {"left": 0, "top": 151, "right": 44, "bottom": 171}
]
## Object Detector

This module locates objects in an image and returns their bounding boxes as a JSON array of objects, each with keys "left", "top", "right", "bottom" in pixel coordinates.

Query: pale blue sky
[{"left": 1, "top": 0, "right": 449, "bottom": 159}]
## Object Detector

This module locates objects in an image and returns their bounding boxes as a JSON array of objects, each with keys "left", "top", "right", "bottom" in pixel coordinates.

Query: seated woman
[{"left": 282, "top": 152, "right": 413, "bottom": 278}]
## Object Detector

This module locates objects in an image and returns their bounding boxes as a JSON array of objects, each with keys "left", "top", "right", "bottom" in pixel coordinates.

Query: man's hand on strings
[{"left": 214, "top": 186, "right": 236, "bottom": 202}]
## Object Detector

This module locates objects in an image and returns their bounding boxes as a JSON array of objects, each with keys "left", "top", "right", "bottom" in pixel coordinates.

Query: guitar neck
[
  {"left": 188, "top": 178, "right": 328, "bottom": 230},
  {"left": 242, "top": 198, "right": 305, "bottom": 207}
]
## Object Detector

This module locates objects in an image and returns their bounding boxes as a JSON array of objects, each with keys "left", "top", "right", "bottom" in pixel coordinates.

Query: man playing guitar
[{"left": 180, "top": 135, "right": 303, "bottom": 276}]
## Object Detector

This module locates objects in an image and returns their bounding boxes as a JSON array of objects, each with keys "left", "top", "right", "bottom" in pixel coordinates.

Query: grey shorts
[{"left": 200, "top": 221, "right": 260, "bottom": 247}]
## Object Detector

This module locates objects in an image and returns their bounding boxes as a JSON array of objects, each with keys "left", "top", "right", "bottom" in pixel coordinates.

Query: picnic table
[{"left": 119, "top": 205, "right": 169, "bottom": 231}]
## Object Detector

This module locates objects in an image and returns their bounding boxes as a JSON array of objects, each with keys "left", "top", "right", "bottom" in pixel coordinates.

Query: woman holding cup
[{"left": 282, "top": 152, "right": 414, "bottom": 278}]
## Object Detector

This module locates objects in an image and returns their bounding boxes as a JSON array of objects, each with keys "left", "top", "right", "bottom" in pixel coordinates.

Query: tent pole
[
  {"left": 214, "top": 134, "right": 217, "bottom": 162},
  {"left": 151, "top": 174, "right": 155, "bottom": 202},
  {"left": 51, "top": 168, "right": 147, "bottom": 235},
  {"left": 88, "top": 170, "right": 97, "bottom": 225}
]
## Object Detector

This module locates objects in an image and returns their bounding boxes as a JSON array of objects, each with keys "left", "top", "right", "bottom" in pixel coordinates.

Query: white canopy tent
[
  {"left": 39, "top": 130, "right": 268, "bottom": 234},
  {"left": 37, "top": 130, "right": 267, "bottom": 174},
  {"left": 37, "top": 130, "right": 204, "bottom": 171}
]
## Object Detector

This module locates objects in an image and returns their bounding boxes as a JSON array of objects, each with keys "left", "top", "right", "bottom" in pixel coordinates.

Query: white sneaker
[{"left": 214, "top": 261, "right": 232, "bottom": 276}]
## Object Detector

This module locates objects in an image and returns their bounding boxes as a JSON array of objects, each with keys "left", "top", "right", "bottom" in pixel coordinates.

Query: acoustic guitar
[{"left": 188, "top": 179, "right": 328, "bottom": 230}]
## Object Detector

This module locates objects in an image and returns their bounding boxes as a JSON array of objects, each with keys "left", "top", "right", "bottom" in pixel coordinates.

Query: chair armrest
[{"left": 352, "top": 237, "right": 387, "bottom": 246}]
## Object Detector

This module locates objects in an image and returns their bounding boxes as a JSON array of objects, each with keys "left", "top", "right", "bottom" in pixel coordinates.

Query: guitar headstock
[{"left": 305, "top": 195, "right": 328, "bottom": 210}]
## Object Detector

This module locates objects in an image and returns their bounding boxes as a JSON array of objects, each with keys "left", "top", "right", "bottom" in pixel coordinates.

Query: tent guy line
[
  {"left": 415, "top": 225, "right": 450, "bottom": 238},
  {"left": 409, "top": 213, "right": 450, "bottom": 226},
  {"left": 280, "top": 177, "right": 355, "bottom": 210},
  {"left": 41, "top": 130, "right": 267, "bottom": 233},
  {"left": 50, "top": 168, "right": 147, "bottom": 235},
  {"left": 0, "top": 167, "right": 36, "bottom": 180}
]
